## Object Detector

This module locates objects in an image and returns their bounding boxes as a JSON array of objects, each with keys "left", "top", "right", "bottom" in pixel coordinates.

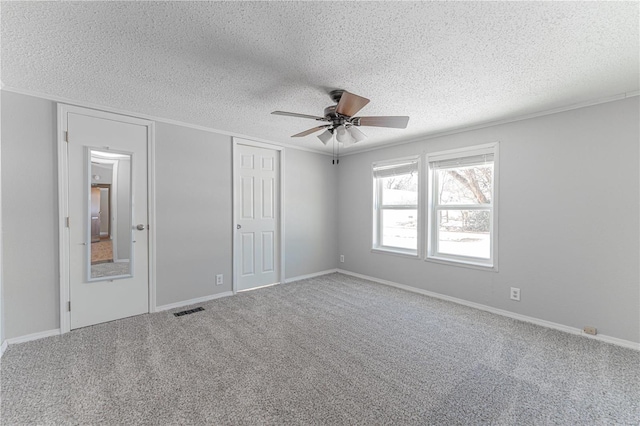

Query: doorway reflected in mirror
[{"left": 89, "top": 150, "right": 133, "bottom": 279}]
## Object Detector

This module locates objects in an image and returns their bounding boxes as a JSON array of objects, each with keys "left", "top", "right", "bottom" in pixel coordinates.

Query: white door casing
[
  {"left": 58, "top": 105, "right": 156, "bottom": 332},
  {"left": 233, "top": 140, "right": 284, "bottom": 292}
]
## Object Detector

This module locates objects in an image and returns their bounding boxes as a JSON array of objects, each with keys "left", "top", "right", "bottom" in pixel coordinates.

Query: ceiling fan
[{"left": 271, "top": 90, "right": 409, "bottom": 147}]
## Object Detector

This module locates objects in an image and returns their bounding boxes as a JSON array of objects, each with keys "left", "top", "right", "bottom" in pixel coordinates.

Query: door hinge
[
  {"left": 67, "top": 301, "right": 71, "bottom": 312},
  {"left": 65, "top": 217, "right": 70, "bottom": 228},
  {"left": 64, "top": 131, "right": 69, "bottom": 142}
]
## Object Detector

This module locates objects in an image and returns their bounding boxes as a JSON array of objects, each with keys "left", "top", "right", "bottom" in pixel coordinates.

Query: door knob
[
  {"left": 136, "top": 224, "right": 146, "bottom": 231},
  {"left": 237, "top": 224, "right": 241, "bottom": 229}
]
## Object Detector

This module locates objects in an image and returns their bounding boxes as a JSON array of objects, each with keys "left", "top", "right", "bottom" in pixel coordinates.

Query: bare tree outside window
[
  {"left": 428, "top": 147, "right": 496, "bottom": 265},
  {"left": 439, "top": 165, "right": 492, "bottom": 233}
]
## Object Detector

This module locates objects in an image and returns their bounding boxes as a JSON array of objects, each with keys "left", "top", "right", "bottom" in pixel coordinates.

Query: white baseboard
[
  {"left": 156, "top": 291, "right": 234, "bottom": 312},
  {"left": 284, "top": 269, "right": 338, "bottom": 284},
  {"left": 0, "top": 340, "right": 8, "bottom": 358},
  {"left": 6, "top": 328, "right": 61, "bottom": 346},
  {"left": 337, "top": 269, "right": 640, "bottom": 351}
]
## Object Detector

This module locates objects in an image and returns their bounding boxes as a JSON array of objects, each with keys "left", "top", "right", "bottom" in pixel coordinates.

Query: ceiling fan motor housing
[
  {"left": 329, "top": 89, "right": 345, "bottom": 103},
  {"left": 323, "top": 105, "right": 347, "bottom": 128}
]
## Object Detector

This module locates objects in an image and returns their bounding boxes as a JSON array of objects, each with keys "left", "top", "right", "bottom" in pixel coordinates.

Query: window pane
[
  {"left": 437, "top": 164, "right": 492, "bottom": 205},
  {"left": 437, "top": 210, "right": 490, "bottom": 259},
  {"left": 381, "top": 209, "right": 417, "bottom": 250},
  {"left": 381, "top": 173, "right": 418, "bottom": 206}
]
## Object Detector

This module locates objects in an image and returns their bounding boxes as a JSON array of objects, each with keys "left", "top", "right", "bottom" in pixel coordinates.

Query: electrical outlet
[
  {"left": 583, "top": 326, "right": 597, "bottom": 335},
  {"left": 216, "top": 274, "right": 223, "bottom": 285},
  {"left": 340, "top": 255, "right": 345, "bottom": 263},
  {"left": 510, "top": 287, "right": 520, "bottom": 301}
]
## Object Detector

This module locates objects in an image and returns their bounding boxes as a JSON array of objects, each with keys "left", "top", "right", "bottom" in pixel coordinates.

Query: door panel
[
  {"left": 262, "top": 231, "right": 274, "bottom": 272},
  {"left": 67, "top": 111, "right": 149, "bottom": 329},
  {"left": 235, "top": 144, "right": 280, "bottom": 291},
  {"left": 262, "top": 178, "right": 274, "bottom": 218},
  {"left": 241, "top": 177, "right": 254, "bottom": 219},
  {"left": 241, "top": 233, "right": 255, "bottom": 275}
]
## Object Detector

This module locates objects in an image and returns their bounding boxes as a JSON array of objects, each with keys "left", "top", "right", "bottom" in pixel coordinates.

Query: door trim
[
  {"left": 232, "top": 138, "right": 285, "bottom": 293},
  {"left": 57, "top": 104, "right": 157, "bottom": 334}
]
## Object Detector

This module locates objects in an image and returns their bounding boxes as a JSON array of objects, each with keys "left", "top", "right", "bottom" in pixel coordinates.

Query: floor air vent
[{"left": 173, "top": 307, "right": 204, "bottom": 317}]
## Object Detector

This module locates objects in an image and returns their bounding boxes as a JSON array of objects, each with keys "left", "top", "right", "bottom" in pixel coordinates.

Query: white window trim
[
  {"left": 372, "top": 155, "right": 422, "bottom": 257},
  {"left": 425, "top": 142, "right": 499, "bottom": 271}
]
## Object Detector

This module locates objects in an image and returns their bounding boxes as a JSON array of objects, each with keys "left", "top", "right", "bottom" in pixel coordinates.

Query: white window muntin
[
  {"left": 372, "top": 156, "right": 421, "bottom": 256},
  {"left": 427, "top": 143, "right": 498, "bottom": 268}
]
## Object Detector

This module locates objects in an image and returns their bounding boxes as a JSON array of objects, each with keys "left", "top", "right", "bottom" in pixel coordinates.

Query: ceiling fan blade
[
  {"left": 336, "top": 91, "right": 370, "bottom": 117},
  {"left": 352, "top": 116, "right": 409, "bottom": 129},
  {"left": 291, "top": 125, "right": 330, "bottom": 138},
  {"left": 272, "top": 111, "right": 326, "bottom": 121}
]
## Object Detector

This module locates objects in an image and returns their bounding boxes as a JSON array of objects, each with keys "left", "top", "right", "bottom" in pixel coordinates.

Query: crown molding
[
  {"left": 2, "top": 83, "right": 636, "bottom": 158},
  {"left": 339, "top": 90, "right": 640, "bottom": 157},
  {"left": 0, "top": 84, "right": 332, "bottom": 156}
]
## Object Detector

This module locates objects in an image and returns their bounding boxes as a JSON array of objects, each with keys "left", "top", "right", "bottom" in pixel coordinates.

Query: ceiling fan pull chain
[{"left": 332, "top": 135, "right": 335, "bottom": 164}]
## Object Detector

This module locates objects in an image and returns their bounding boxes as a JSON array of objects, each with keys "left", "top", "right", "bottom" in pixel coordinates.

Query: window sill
[
  {"left": 425, "top": 256, "right": 498, "bottom": 272},
  {"left": 371, "top": 247, "right": 419, "bottom": 259}
]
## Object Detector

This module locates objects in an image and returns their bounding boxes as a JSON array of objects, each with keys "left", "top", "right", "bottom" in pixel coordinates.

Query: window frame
[
  {"left": 426, "top": 143, "right": 499, "bottom": 270},
  {"left": 372, "top": 156, "right": 422, "bottom": 257}
]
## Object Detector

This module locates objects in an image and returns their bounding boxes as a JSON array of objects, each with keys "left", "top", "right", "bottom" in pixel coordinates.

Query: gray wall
[
  {"left": 338, "top": 97, "right": 640, "bottom": 343},
  {"left": 284, "top": 148, "right": 339, "bottom": 278},
  {"left": 3, "top": 89, "right": 636, "bottom": 344},
  {"left": 0, "top": 91, "right": 338, "bottom": 338},
  {"left": 0, "top": 93, "right": 4, "bottom": 343},
  {"left": 1, "top": 91, "right": 59, "bottom": 339},
  {"left": 154, "top": 124, "right": 340, "bottom": 306},
  {"left": 154, "top": 123, "right": 234, "bottom": 306}
]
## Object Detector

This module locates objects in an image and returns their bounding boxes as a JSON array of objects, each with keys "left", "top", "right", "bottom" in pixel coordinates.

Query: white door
[
  {"left": 234, "top": 143, "right": 280, "bottom": 291},
  {"left": 66, "top": 109, "right": 149, "bottom": 329}
]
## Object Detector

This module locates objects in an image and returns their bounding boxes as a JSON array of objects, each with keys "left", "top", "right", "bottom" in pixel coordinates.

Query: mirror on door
[{"left": 88, "top": 149, "right": 133, "bottom": 280}]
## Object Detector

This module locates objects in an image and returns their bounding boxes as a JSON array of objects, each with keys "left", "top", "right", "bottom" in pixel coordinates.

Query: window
[
  {"left": 427, "top": 144, "right": 497, "bottom": 268},
  {"left": 373, "top": 157, "right": 420, "bottom": 255}
]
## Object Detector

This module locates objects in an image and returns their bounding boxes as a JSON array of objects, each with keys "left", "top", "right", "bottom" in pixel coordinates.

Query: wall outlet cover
[
  {"left": 340, "top": 255, "right": 345, "bottom": 263},
  {"left": 216, "top": 274, "right": 223, "bottom": 285},
  {"left": 510, "top": 287, "right": 521, "bottom": 301}
]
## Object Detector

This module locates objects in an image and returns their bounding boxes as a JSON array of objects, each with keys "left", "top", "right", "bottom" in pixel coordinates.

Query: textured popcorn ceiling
[{"left": 1, "top": 2, "right": 638, "bottom": 153}]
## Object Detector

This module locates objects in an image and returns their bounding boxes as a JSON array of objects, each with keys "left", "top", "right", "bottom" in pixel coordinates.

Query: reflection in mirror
[{"left": 89, "top": 150, "right": 133, "bottom": 280}]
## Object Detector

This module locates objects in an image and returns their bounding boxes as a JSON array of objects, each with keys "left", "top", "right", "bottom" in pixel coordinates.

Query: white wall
[
  {"left": 338, "top": 96, "right": 640, "bottom": 343},
  {"left": 91, "top": 163, "right": 113, "bottom": 184},
  {"left": 0, "top": 91, "right": 338, "bottom": 337},
  {"left": 115, "top": 158, "right": 131, "bottom": 260}
]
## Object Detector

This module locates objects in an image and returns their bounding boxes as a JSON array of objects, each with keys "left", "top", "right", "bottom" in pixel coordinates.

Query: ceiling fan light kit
[
  {"left": 271, "top": 89, "right": 410, "bottom": 148},
  {"left": 349, "top": 126, "right": 367, "bottom": 143},
  {"left": 335, "top": 125, "right": 349, "bottom": 144},
  {"left": 317, "top": 129, "right": 333, "bottom": 145}
]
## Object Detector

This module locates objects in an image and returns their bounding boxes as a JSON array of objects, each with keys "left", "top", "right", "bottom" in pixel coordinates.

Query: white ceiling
[{"left": 2, "top": 2, "right": 638, "bottom": 154}]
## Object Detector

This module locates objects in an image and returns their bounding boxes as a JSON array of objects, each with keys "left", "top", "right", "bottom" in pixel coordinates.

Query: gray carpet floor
[
  {"left": 91, "top": 261, "right": 130, "bottom": 278},
  {"left": 2, "top": 273, "right": 639, "bottom": 425}
]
